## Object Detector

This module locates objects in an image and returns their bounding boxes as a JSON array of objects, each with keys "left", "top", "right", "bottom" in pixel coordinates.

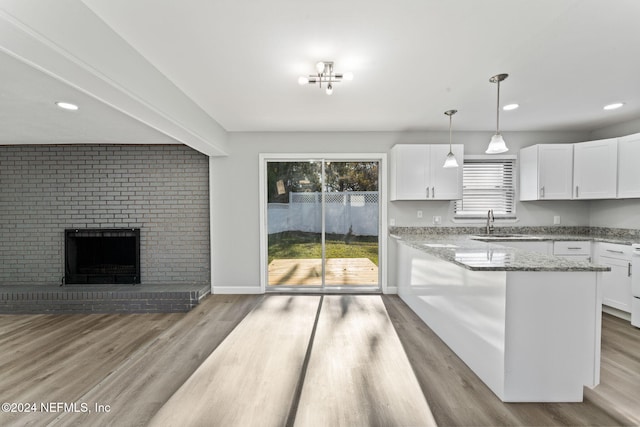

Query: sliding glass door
[{"left": 263, "top": 157, "right": 381, "bottom": 291}]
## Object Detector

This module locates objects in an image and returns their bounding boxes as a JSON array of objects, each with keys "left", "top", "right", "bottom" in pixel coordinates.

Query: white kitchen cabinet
[
  {"left": 617, "top": 133, "right": 640, "bottom": 198},
  {"left": 573, "top": 138, "right": 618, "bottom": 199},
  {"left": 519, "top": 144, "right": 574, "bottom": 201},
  {"left": 500, "top": 240, "right": 551, "bottom": 255},
  {"left": 553, "top": 241, "right": 591, "bottom": 262},
  {"left": 597, "top": 242, "right": 633, "bottom": 313},
  {"left": 389, "top": 144, "right": 463, "bottom": 200}
]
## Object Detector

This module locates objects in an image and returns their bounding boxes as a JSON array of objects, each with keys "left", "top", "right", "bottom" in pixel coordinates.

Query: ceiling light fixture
[
  {"left": 503, "top": 103, "right": 519, "bottom": 111},
  {"left": 55, "top": 101, "right": 79, "bottom": 111},
  {"left": 486, "top": 73, "right": 509, "bottom": 154},
  {"left": 298, "top": 61, "right": 353, "bottom": 95},
  {"left": 443, "top": 109, "right": 459, "bottom": 168},
  {"left": 603, "top": 102, "right": 624, "bottom": 110}
]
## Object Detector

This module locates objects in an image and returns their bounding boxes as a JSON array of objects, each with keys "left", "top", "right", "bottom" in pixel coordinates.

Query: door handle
[{"left": 629, "top": 262, "right": 632, "bottom": 277}]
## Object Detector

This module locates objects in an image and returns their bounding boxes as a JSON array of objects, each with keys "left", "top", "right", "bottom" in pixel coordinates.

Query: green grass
[{"left": 268, "top": 231, "right": 378, "bottom": 265}]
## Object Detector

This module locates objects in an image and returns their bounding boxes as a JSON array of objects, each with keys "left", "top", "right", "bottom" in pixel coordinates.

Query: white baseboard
[
  {"left": 212, "top": 286, "right": 263, "bottom": 295},
  {"left": 384, "top": 286, "right": 398, "bottom": 294},
  {"left": 602, "top": 305, "right": 632, "bottom": 322}
]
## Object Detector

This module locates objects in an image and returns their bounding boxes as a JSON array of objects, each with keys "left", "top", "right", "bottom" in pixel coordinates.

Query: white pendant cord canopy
[
  {"left": 443, "top": 109, "right": 459, "bottom": 168},
  {"left": 486, "top": 73, "right": 509, "bottom": 154}
]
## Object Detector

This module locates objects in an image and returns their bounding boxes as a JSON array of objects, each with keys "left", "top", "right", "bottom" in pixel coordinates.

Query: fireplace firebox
[{"left": 65, "top": 228, "right": 141, "bottom": 284}]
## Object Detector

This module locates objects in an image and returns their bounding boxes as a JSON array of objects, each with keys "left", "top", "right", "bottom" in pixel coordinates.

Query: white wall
[
  {"left": 211, "top": 129, "right": 591, "bottom": 291},
  {"left": 588, "top": 118, "right": 640, "bottom": 229}
]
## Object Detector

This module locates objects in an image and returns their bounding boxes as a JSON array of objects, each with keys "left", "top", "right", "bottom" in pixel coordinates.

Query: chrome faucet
[{"left": 486, "top": 209, "right": 495, "bottom": 234}]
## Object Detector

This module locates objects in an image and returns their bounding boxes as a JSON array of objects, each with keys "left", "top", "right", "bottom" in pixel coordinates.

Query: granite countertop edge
[{"left": 392, "top": 234, "right": 613, "bottom": 272}]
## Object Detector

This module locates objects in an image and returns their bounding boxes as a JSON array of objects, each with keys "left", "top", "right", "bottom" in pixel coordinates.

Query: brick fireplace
[{"left": 0, "top": 144, "right": 210, "bottom": 287}]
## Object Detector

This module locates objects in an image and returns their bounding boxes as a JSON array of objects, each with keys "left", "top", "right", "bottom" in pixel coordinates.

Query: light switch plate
[{"left": 553, "top": 215, "right": 561, "bottom": 225}]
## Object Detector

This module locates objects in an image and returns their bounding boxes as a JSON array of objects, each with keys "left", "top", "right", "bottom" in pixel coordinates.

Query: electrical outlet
[
  {"left": 553, "top": 215, "right": 561, "bottom": 225},
  {"left": 417, "top": 210, "right": 423, "bottom": 218},
  {"left": 389, "top": 218, "right": 396, "bottom": 226},
  {"left": 433, "top": 216, "right": 442, "bottom": 225}
]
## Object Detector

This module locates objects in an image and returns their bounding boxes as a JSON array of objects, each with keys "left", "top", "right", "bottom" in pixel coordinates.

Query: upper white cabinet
[
  {"left": 573, "top": 138, "right": 618, "bottom": 199},
  {"left": 617, "top": 133, "right": 640, "bottom": 198},
  {"left": 519, "top": 144, "right": 574, "bottom": 201},
  {"left": 390, "top": 144, "right": 463, "bottom": 200}
]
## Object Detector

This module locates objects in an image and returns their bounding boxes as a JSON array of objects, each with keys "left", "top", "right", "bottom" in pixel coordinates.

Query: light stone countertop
[{"left": 392, "top": 233, "right": 612, "bottom": 272}]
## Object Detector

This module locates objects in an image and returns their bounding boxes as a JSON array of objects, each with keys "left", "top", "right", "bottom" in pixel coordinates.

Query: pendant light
[
  {"left": 443, "top": 109, "right": 459, "bottom": 168},
  {"left": 486, "top": 73, "right": 509, "bottom": 154}
]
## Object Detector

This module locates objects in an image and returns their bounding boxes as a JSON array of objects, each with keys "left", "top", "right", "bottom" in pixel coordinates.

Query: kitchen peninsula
[{"left": 392, "top": 229, "right": 610, "bottom": 403}]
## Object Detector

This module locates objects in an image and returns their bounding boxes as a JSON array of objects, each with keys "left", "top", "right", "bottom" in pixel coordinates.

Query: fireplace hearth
[{"left": 65, "top": 229, "right": 141, "bottom": 285}]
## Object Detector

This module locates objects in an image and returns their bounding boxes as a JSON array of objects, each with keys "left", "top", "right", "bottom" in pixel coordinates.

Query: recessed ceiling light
[
  {"left": 603, "top": 102, "right": 624, "bottom": 110},
  {"left": 55, "top": 101, "right": 79, "bottom": 111},
  {"left": 503, "top": 103, "right": 519, "bottom": 111}
]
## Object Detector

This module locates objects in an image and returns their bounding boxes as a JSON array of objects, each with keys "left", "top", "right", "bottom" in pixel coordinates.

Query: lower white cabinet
[
  {"left": 500, "top": 241, "right": 551, "bottom": 255},
  {"left": 553, "top": 241, "right": 591, "bottom": 262},
  {"left": 596, "top": 243, "right": 633, "bottom": 313}
]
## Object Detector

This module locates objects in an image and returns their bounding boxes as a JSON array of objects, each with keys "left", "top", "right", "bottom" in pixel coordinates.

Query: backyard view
[{"left": 266, "top": 160, "right": 379, "bottom": 287}]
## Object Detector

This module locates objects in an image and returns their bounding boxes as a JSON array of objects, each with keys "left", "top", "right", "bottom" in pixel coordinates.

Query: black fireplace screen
[{"left": 65, "top": 228, "right": 141, "bottom": 284}]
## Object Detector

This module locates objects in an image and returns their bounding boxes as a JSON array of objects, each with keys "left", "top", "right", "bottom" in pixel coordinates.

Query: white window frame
[
  {"left": 258, "top": 153, "right": 389, "bottom": 294},
  {"left": 452, "top": 154, "right": 518, "bottom": 223}
]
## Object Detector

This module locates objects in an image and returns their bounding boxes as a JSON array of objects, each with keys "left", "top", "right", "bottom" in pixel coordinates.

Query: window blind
[{"left": 454, "top": 158, "right": 516, "bottom": 218}]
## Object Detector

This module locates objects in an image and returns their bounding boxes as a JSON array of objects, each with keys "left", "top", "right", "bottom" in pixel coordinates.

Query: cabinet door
[
  {"left": 617, "top": 133, "right": 640, "bottom": 198},
  {"left": 573, "top": 138, "right": 618, "bottom": 199},
  {"left": 519, "top": 145, "right": 539, "bottom": 201},
  {"left": 501, "top": 241, "right": 551, "bottom": 255},
  {"left": 539, "top": 144, "right": 574, "bottom": 199},
  {"left": 600, "top": 257, "right": 632, "bottom": 313},
  {"left": 430, "top": 144, "right": 463, "bottom": 200},
  {"left": 390, "top": 145, "right": 429, "bottom": 200}
]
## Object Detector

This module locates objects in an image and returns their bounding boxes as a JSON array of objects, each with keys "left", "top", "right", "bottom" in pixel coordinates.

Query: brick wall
[{"left": 0, "top": 144, "right": 210, "bottom": 285}]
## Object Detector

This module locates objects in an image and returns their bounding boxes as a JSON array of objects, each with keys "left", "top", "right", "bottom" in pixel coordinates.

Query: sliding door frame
[{"left": 259, "top": 153, "right": 387, "bottom": 293}]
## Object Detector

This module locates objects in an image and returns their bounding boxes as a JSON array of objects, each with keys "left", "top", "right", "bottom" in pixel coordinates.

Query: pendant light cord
[
  {"left": 449, "top": 114, "right": 453, "bottom": 151},
  {"left": 496, "top": 79, "right": 501, "bottom": 134}
]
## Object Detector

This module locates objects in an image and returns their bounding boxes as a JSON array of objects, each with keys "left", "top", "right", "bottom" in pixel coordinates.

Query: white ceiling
[
  {"left": 2, "top": 0, "right": 640, "bottom": 146},
  {"left": 0, "top": 50, "right": 178, "bottom": 144}
]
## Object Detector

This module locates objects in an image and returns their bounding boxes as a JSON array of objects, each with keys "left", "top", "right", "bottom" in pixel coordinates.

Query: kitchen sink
[
  {"left": 470, "top": 233, "right": 543, "bottom": 240},
  {"left": 474, "top": 233, "right": 524, "bottom": 237}
]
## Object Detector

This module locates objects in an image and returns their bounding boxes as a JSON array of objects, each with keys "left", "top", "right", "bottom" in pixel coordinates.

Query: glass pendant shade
[
  {"left": 443, "top": 109, "right": 459, "bottom": 168},
  {"left": 486, "top": 133, "right": 509, "bottom": 154},
  {"left": 486, "top": 73, "right": 510, "bottom": 154},
  {"left": 443, "top": 151, "right": 459, "bottom": 168}
]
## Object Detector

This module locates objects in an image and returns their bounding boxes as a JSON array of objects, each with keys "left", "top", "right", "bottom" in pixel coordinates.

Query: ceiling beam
[{"left": 0, "top": 1, "right": 228, "bottom": 156}]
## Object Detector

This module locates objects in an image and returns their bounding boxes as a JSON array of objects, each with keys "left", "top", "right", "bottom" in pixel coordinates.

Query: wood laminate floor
[{"left": 0, "top": 294, "right": 638, "bottom": 426}]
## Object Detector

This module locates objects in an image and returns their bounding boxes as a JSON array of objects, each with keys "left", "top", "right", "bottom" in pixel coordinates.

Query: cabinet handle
[
  {"left": 432, "top": 187, "right": 435, "bottom": 198},
  {"left": 629, "top": 262, "right": 632, "bottom": 277},
  {"left": 540, "top": 186, "right": 545, "bottom": 198},
  {"left": 567, "top": 247, "right": 582, "bottom": 250},
  {"left": 575, "top": 186, "right": 579, "bottom": 198},
  {"left": 606, "top": 249, "right": 624, "bottom": 254},
  {"left": 426, "top": 188, "right": 429, "bottom": 198}
]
